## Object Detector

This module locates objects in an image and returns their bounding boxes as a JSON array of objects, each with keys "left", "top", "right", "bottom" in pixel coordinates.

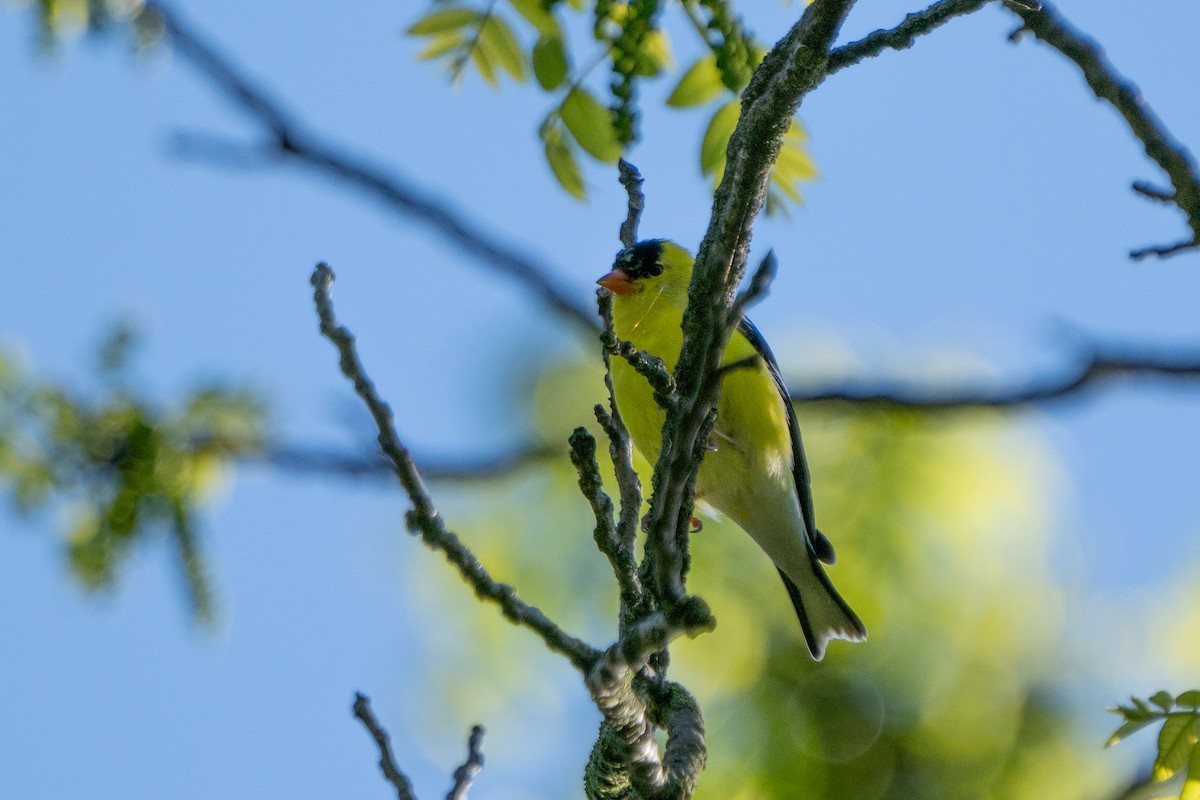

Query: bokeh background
[{"left": 3, "top": 1, "right": 1199, "bottom": 797}]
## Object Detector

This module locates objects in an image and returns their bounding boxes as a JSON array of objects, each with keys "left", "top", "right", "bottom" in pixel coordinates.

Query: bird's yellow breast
[{"left": 610, "top": 300, "right": 793, "bottom": 527}]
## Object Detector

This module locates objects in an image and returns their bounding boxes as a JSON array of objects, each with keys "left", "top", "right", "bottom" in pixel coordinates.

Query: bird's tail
[{"left": 777, "top": 556, "right": 866, "bottom": 661}]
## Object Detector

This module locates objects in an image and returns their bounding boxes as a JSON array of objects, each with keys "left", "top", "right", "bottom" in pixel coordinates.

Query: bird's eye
[{"left": 645, "top": 262, "right": 663, "bottom": 277}]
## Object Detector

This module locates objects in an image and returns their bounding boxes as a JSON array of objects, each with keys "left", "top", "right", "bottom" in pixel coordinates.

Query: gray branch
[
  {"left": 144, "top": 1, "right": 600, "bottom": 335},
  {"left": 792, "top": 347, "right": 1200, "bottom": 409},
  {"left": 352, "top": 693, "right": 487, "bottom": 800},
  {"left": 446, "top": 726, "right": 486, "bottom": 800},
  {"left": 618, "top": 160, "right": 646, "bottom": 249},
  {"left": 826, "top": 0, "right": 996, "bottom": 75},
  {"left": 569, "top": 427, "right": 643, "bottom": 615},
  {"left": 1007, "top": 0, "right": 1200, "bottom": 260},
  {"left": 352, "top": 693, "right": 418, "bottom": 800},
  {"left": 311, "top": 262, "right": 600, "bottom": 673}
]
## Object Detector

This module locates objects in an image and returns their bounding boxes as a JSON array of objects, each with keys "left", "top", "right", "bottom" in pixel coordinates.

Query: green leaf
[
  {"left": 1183, "top": 745, "right": 1200, "bottom": 800},
  {"left": 478, "top": 15, "right": 527, "bottom": 81},
  {"left": 532, "top": 35, "right": 567, "bottom": 90},
  {"left": 772, "top": 132, "right": 818, "bottom": 204},
  {"left": 508, "top": 0, "right": 559, "bottom": 37},
  {"left": 1154, "top": 713, "right": 1200, "bottom": 781},
  {"left": 543, "top": 126, "right": 585, "bottom": 199},
  {"left": 406, "top": 7, "right": 479, "bottom": 36},
  {"left": 1106, "top": 717, "right": 1157, "bottom": 748},
  {"left": 700, "top": 99, "right": 740, "bottom": 177},
  {"left": 469, "top": 44, "right": 498, "bottom": 86},
  {"left": 666, "top": 54, "right": 724, "bottom": 108},
  {"left": 633, "top": 29, "right": 673, "bottom": 76},
  {"left": 416, "top": 31, "right": 464, "bottom": 61},
  {"left": 560, "top": 87, "right": 621, "bottom": 163},
  {"left": 1179, "top": 691, "right": 1200, "bottom": 708},
  {"left": 1152, "top": 691, "right": 1177, "bottom": 712},
  {"left": 1111, "top": 701, "right": 1155, "bottom": 722}
]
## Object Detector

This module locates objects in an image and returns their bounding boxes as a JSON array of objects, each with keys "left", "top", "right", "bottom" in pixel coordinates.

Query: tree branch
[
  {"left": 352, "top": 693, "right": 418, "bottom": 800},
  {"left": 618, "top": 160, "right": 646, "bottom": 249},
  {"left": 311, "top": 262, "right": 600, "bottom": 673},
  {"left": 260, "top": 442, "right": 559, "bottom": 481},
  {"left": 144, "top": 1, "right": 600, "bottom": 335},
  {"left": 569, "top": 427, "right": 643, "bottom": 615},
  {"left": 249, "top": 340, "right": 1200, "bottom": 488},
  {"left": 791, "top": 347, "right": 1200, "bottom": 409},
  {"left": 641, "top": 0, "right": 857, "bottom": 625},
  {"left": 1006, "top": 0, "right": 1200, "bottom": 260},
  {"left": 826, "top": 0, "right": 995, "bottom": 75},
  {"left": 446, "top": 725, "right": 486, "bottom": 800},
  {"left": 584, "top": 615, "right": 707, "bottom": 800}
]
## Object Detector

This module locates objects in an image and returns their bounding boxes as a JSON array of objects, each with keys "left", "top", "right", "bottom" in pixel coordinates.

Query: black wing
[{"left": 736, "top": 318, "right": 837, "bottom": 564}]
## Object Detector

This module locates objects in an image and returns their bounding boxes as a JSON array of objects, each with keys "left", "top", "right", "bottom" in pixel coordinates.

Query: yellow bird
[{"left": 598, "top": 240, "right": 865, "bottom": 660}]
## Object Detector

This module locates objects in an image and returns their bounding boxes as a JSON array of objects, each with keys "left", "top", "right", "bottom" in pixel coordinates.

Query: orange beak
[{"left": 597, "top": 268, "right": 635, "bottom": 296}]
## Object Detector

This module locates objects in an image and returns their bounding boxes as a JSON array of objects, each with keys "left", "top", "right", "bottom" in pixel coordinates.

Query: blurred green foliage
[
  {"left": 12, "top": 0, "right": 161, "bottom": 50},
  {"left": 0, "top": 324, "right": 266, "bottom": 621},
  {"left": 403, "top": 355, "right": 1128, "bottom": 799},
  {"left": 1108, "top": 692, "right": 1200, "bottom": 800},
  {"left": 12, "top": 0, "right": 816, "bottom": 208},
  {"left": 404, "top": 0, "right": 815, "bottom": 208}
]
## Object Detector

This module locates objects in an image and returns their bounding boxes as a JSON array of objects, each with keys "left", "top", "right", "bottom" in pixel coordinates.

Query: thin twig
[
  {"left": 352, "top": 693, "right": 418, "bottom": 800},
  {"left": 446, "top": 726, "right": 486, "bottom": 800},
  {"left": 792, "top": 348, "right": 1200, "bottom": 409},
  {"left": 146, "top": 1, "right": 600, "bottom": 335},
  {"left": 728, "top": 251, "right": 777, "bottom": 324},
  {"left": 568, "top": 427, "right": 642, "bottom": 613},
  {"left": 826, "top": 0, "right": 995, "bottom": 75},
  {"left": 602, "top": 330, "right": 677, "bottom": 410},
  {"left": 260, "top": 442, "right": 558, "bottom": 481},
  {"left": 618, "top": 160, "right": 645, "bottom": 248},
  {"left": 596, "top": 293, "right": 646, "bottom": 631},
  {"left": 1007, "top": 0, "right": 1200, "bottom": 260},
  {"left": 311, "top": 263, "right": 600, "bottom": 673}
]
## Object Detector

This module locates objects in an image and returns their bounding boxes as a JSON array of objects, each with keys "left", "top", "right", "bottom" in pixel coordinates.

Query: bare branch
[
  {"left": 728, "top": 250, "right": 777, "bottom": 324},
  {"left": 310, "top": 263, "right": 600, "bottom": 673},
  {"left": 602, "top": 329, "right": 677, "bottom": 410},
  {"left": 791, "top": 347, "right": 1200, "bottom": 409},
  {"left": 596, "top": 293, "right": 646, "bottom": 630},
  {"left": 261, "top": 442, "right": 558, "bottom": 481},
  {"left": 144, "top": 1, "right": 600, "bottom": 335},
  {"left": 569, "top": 427, "right": 643, "bottom": 614},
  {"left": 1007, "top": 0, "right": 1200, "bottom": 260},
  {"left": 826, "top": 0, "right": 995, "bottom": 75},
  {"left": 446, "top": 726, "right": 486, "bottom": 800},
  {"left": 1129, "top": 238, "right": 1199, "bottom": 262},
  {"left": 618, "top": 160, "right": 646, "bottom": 249},
  {"left": 352, "top": 693, "right": 418, "bottom": 800},
  {"left": 1132, "top": 180, "right": 1176, "bottom": 205}
]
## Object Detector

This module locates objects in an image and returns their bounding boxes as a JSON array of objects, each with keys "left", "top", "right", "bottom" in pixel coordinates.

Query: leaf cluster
[
  {"left": 405, "top": 0, "right": 814, "bottom": 209},
  {"left": 23, "top": 0, "right": 162, "bottom": 50},
  {"left": 0, "top": 324, "right": 266, "bottom": 621},
  {"left": 1108, "top": 691, "right": 1200, "bottom": 800}
]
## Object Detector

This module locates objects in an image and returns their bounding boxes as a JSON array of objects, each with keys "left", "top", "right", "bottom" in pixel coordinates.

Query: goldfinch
[{"left": 598, "top": 240, "right": 865, "bottom": 660}]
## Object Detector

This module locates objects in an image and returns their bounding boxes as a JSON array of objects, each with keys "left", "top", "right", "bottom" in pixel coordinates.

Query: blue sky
[{"left": 3, "top": 1, "right": 1200, "bottom": 797}]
